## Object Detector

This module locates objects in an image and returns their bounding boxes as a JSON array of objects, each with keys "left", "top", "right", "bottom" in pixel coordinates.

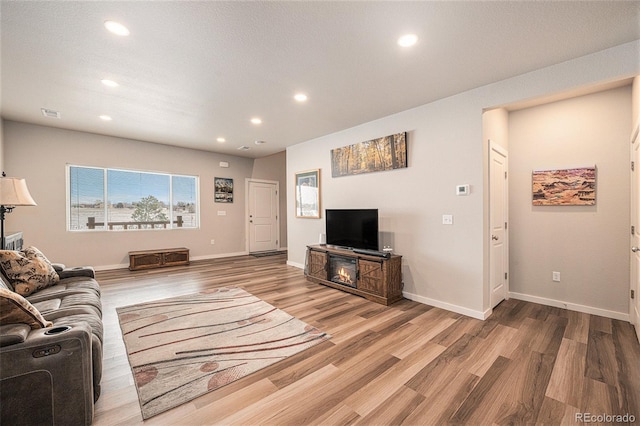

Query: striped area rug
[{"left": 117, "top": 287, "right": 330, "bottom": 419}]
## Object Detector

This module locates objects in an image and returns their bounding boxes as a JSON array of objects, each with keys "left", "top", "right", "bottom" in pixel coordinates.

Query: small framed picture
[
  {"left": 214, "top": 177, "right": 233, "bottom": 203},
  {"left": 295, "top": 169, "right": 320, "bottom": 218}
]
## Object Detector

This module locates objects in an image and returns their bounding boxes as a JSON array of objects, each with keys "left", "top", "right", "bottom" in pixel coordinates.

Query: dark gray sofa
[{"left": 0, "top": 263, "right": 103, "bottom": 426}]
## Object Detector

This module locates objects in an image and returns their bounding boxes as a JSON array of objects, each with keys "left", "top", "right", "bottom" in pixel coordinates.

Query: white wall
[
  {"left": 482, "top": 108, "right": 509, "bottom": 151},
  {"left": 3, "top": 121, "right": 255, "bottom": 268},
  {"left": 287, "top": 40, "right": 640, "bottom": 319},
  {"left": 288, "top": 95, "right": 488, "bottom": 318},
  {"left": 508, "top": 86, "right": 631, "bottom": 319}
]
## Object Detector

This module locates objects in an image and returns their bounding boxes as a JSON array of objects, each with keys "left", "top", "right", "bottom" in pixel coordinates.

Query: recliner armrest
[
  {"left": 58, "top": 267, "right": 95, "bottom": 279},
  {"left": 0, "top": 324, "right": 31, "bottom": 347},
  {"left": 51, "top": 263, "right": 66, "bottom": 273},
  {"left": 0, "top": 322, "right": 94, "bottom": 425}
]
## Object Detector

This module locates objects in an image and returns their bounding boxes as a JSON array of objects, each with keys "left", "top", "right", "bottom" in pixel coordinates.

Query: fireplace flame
[{"left": 338, "top": 267, "right": 353, "bottom": 284}]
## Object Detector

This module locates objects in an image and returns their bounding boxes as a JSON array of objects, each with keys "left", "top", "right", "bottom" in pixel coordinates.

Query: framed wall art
[
  {"left": 331, "top": 132, "right": 407, "bottom": 177},
  {"left": 532, "top": 166, "right": 596, "bottom": 206},
  {"left": 214, "top": 177, "right": 233, "bottom": 203},
  {"left": 295, "top": 169, "right": 320, "bottom": 218}
]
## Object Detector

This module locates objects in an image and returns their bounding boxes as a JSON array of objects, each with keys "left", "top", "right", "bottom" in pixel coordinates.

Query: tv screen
[{"left": 325, "top": 209, "right": 379, "bottom": 251}]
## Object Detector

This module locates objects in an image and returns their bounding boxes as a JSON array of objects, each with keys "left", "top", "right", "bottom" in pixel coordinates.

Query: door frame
[
  {"left": 245, "top": 178, "right": 280, "bottom": 253},
  {"left": 630, "top": 122, "right": 640, "bottom": 343},
  {"left": 489, "top": 140, "right": 509, "bottom": 308}
]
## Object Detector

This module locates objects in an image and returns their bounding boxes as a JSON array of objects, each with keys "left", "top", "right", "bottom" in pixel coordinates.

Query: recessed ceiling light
[
  {"left": 104, "top": 20, "right": 130, "bottom": 36},
  {"left": 101, "top": 79, "right": 119, "bottom": 88},
  {"left": 254, "top": 140, "right": 266, "bottom": 145},
  {"left": 397, "top": 34, "right": 418, "bottom": 47},
  {"left": 99, "top": 115, "right": 112, "bottom": 121},
  {"left": 294, "top": 93, "right": 308, "bottom": 102},
  {"left": 237, "top": 145, "right": 251, "bottom": 151},
  {"left": 250, "top": 117, "right": 262, "bottom": 125},
  {"left": 216, "top": 137, "right": 226, "bottom": 143}
]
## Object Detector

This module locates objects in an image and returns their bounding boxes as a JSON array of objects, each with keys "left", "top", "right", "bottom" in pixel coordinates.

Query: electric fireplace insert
[{"left": 329, "top": 255, "right": 357, "bottom": 288}]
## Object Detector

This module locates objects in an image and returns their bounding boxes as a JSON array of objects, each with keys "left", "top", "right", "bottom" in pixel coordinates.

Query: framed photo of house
[
  {"left": 214, "top": 177, "right": 233, "bottom": 203},
  {"left": 532, "top": 166, "right": 596, "bottom": 206},
  {"left": 295, "top": 169, "right": 320, "bottom": 218}
]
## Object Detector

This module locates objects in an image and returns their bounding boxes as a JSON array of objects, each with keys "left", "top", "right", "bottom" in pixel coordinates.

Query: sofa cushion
[
  {"left": 0, "top": 247, "right": 60, "bottom": 296},
  {"left": 30, "top": 276, "right": 101, "bottom": 299},
  {"left": 0, "top": 288, "right": 53, "bottom": 329},
  {"left": 33, "top": 291, "right": 102, "bottom": 319}
]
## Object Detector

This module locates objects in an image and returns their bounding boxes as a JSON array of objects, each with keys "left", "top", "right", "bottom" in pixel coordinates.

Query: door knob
[
  {"left": 633, "top": 246, "right": 640, "bottom": 253},
  {"left": 492, "top": 235, "right": 499, "bottom": 241}
]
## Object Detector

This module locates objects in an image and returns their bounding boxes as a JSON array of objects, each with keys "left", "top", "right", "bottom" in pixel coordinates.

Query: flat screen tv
[{"left": 325, "top": 209, "right": 379, "bottom": 251}]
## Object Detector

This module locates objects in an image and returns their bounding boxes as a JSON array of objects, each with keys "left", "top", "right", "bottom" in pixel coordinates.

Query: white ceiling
[{"left": 1, "top": 1, "right": 639, "bottom": 159}]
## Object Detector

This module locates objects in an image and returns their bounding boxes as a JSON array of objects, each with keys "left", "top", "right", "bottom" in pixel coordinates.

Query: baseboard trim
[
  {"left": 509, "top": 291, "right": 629, "bottom": 322},
  {"left": 94, "top": 251, "right": 250, "bottom": 271},
  {"left": 191, "top": 252, "right": 249, "bottom": 261},
  {"left": 287, "top": 260, "right": 305, "bottom": 269},
  {"left": 286, "top": 264, "right": 490, "bottom": 319},
  {"left": 94, "top": 263, "right": 128, "bottom": 271},
  {"left": 403, "top": 291, "right": 491, "bottom": 320}
]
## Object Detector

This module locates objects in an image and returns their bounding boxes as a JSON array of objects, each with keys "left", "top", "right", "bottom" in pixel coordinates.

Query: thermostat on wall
[{"left": 456, "top": 184, "right": 470, "bottom": 196}]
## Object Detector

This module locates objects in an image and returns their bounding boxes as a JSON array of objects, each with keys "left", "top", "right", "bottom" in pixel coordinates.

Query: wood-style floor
[{"left": 93, "top": 254, "right": 640, "bottom": 425}]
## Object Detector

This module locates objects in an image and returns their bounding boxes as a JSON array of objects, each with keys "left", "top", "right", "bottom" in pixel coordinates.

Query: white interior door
[
  {"left": 248, "top": 180, "right": 279, "bottom": 253},
  {"left": 490, "top": 141, "right": 508, "bottom": 308},
  {"left": 631, "top": 124, "right": 640, "bottom": 343}
]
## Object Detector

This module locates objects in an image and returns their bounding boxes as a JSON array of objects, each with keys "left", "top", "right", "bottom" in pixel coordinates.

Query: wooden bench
[{"left": 128, "top": 247, "right": 190, "bottom": 271}]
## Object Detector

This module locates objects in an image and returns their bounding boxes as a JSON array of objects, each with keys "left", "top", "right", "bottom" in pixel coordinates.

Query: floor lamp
[{"left": 0, "top": 173, "right": 37, "bottom": 250}]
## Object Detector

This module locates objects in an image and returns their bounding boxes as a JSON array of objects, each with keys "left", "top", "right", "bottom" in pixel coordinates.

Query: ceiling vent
[
  {"left": 237, "top": 145, "right": 250, "bottom": 151},
  {"left": 41, "top": 108, "right": 61, "bottom": 119}
]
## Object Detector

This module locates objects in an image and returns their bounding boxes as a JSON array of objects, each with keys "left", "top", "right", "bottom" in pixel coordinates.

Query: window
[{"left": 68, "top": 165, "right": 198, "bottom": 231}]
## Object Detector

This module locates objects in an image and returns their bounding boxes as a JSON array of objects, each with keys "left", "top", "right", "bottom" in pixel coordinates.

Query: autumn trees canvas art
[
  {"left": 331, "top": 132, "right": 408, "bottom": 177},
  {"left": 532, "top": 167, "right": 596, "bottom": 206}
]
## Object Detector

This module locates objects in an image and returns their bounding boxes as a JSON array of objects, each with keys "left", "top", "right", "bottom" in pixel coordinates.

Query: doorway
[
  {"left": 246, "top": 179, "right": 279, "bottom": 253},
  {"left": 489, "top": 141, "right": 509, "bottom": 308}
]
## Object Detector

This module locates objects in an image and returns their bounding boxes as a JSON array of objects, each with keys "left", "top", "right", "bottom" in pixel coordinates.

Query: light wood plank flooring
[{"left": 93, "top": 254, "right": 640, "bottom": 425}]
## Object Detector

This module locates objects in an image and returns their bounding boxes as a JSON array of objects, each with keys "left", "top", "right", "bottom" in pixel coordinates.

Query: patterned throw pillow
[
  {"left": 22, "top": 246, "right": 57, "bottom": 269},
  {"left": 0, "top": 288, "right": 53, "bottom": 329},
  {"left": 0, "top": 247, "right": 60, "bottom": 297}
]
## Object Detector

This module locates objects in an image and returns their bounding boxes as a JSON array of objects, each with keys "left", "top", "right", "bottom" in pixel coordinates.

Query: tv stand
[{"left": 305, "top": 245, "right": 403, "bottom": 305}]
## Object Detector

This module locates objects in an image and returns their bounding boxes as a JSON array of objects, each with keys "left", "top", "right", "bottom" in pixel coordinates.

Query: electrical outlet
[
  {"left": 210, "top": 239, "right": 215, "bottom": 245},
  {"left": 552, "top": 271, "right": 561, "bottom": 282},
  {"left": 442, "top": 214, "right": 453, "bottom": 225}
]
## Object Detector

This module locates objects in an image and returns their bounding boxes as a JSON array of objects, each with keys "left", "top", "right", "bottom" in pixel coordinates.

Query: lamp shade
[{"left": 0, "top": 177, "right": 37, "bottom": 206}]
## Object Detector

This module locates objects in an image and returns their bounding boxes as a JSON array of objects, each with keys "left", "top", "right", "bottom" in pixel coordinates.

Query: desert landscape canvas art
[{"left": 532, "top": 167, "right": 596, "bottom": 206}]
